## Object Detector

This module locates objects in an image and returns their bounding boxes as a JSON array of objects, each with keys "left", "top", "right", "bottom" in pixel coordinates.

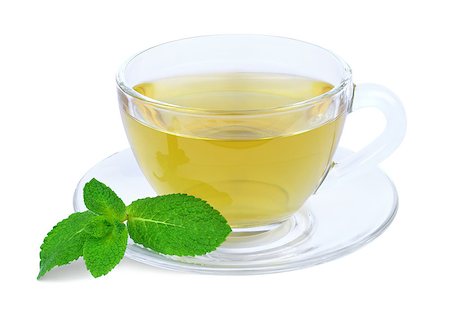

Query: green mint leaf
[
  {"left": 83, "top": 178, "right": 126, "bottom": 221},
  {"left": 84, "top": 215, "right": 113, "bottom": 238},
  {"left": 83, "top": 222, "right": 128, "bottom": 278},
  {"left": 38, "top": 211, "right": 97, "bottom": 279},
  {"left": 127, "top": 194, "right": 232, "bottom": 256}
]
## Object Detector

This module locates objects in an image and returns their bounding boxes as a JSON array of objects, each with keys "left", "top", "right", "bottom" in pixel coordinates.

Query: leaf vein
[{"left": 129, "top": 216, "right": 184, "bottom": 228}]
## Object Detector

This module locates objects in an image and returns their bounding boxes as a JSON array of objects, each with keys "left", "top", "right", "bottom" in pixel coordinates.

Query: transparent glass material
[{"left": 79, "top": 35, "right": 408, "bottom": 274}]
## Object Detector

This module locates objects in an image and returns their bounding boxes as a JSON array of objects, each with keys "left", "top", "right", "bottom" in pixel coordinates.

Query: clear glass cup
[{"left": 116, "top": 35, "right": 406, "bottom": 232}]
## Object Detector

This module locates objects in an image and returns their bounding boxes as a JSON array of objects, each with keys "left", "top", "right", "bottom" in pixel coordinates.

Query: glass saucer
[{"left": 73, "top": 148, "right": 398, "bottom": 275}]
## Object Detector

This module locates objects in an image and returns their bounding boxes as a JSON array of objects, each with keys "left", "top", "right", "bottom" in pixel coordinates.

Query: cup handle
[{"left": 322, "top": 83, "right": 406, "bottom": 188}]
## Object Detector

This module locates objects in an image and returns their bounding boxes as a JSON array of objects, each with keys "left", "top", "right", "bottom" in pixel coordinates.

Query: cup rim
[{"left": 116, "top": 34, "right": 352, "bottom": 115}]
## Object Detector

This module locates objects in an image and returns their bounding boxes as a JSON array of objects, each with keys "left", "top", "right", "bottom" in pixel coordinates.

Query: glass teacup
[{"left": 117, "top": 35, "right": 405, "bottom": 231}]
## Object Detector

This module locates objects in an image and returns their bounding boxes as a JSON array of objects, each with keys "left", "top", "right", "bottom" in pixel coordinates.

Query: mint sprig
[{"left": 38, "top": 178, "right": 232, "bottom": 279}]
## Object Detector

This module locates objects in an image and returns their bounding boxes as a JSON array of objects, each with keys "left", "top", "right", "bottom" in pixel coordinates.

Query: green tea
[{"left": 122, "top": 73, "right": 345, "bottom": 228}]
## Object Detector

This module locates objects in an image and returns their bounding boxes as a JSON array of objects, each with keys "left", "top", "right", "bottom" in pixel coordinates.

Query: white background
[{"left": 1, "top": 0, "right": 449, "bottom": 317}]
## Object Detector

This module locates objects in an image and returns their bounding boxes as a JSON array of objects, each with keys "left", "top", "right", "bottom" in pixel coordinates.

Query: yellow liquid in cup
[{"left": 122, "top": 73, "right": 345, "bottom": 228}]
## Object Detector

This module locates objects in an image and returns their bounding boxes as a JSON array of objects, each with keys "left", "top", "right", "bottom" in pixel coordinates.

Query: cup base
[
  {"left": 220, "top": 207, "right": 313, "bottom": 254},
  {"left": 74, "top": 148, "right": 398, "bottom": 275}
]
